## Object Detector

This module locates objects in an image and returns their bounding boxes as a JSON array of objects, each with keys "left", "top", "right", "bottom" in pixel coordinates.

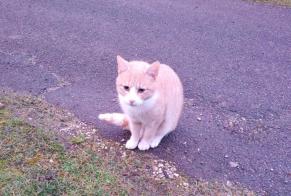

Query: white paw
[
  {"left": 150, "top": 137, "right": 162, "bottom": 148},
  {"left": 125, "top": 139, "right": 138, "bottom": 149},
  {"left": 138, "top": 141, "right": 150, "bottom": 151}
]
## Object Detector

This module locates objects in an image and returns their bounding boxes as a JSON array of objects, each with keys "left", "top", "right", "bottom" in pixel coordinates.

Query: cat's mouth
[{"left": 129, "top": 102, "right": 137, "bottom": 107}]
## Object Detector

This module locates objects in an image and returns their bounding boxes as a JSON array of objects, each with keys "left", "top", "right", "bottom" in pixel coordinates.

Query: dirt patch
[{"left": 0, "top": 88, "right": 255, "bottom": 195}]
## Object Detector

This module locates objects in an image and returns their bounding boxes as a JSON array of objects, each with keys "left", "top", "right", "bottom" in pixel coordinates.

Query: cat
[{"left": 99, "top": 55, "right": 184, "bottom": 150}]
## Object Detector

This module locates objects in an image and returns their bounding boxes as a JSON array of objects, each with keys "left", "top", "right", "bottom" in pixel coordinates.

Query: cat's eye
[
  {"left": 137, "top": 88, "right": 145, "bottom": 93},
  {"left": 123, "top": 86, "right": 130, "bottom": 91}
]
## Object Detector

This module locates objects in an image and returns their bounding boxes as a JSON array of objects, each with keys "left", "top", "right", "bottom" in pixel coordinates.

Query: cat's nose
[{"left": 129, "top": 100, "right": 135, "bottom": 105}]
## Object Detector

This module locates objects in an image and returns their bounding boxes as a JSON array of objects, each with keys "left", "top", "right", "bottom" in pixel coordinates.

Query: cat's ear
[
  {"left": 117, "top": 55, "right": 128, "bottom": 74},
  {"left": 146, "top": 61, "right": 160, "bottom": 80}
]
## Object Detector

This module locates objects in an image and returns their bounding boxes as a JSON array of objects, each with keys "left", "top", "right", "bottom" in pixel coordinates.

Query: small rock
[
  {"left": 171, "top": 167, "right": 177, "bottom": 172},
  {"left": 174, "top": 173, "right": 179, "bottom": 177},
  {"left": 228, "top": 121, "right": 235, "bottom": 128},
  {"left": 158, "top": 163, "right": 164, "bottom": 168},
  {"left": 270, "top": 168, "right": 274, "bottom": 171},
  {"left": 226, "top": 180, "right": 232, "bottom": 186},
  {"left": 49, "top": 159, "right": 54, "bottom": 163},
  {"left": 168, "top": 173, "right": 174, "bottom": 179},
  {"left": 197, "top": 117, "right": 202, "bottom": 121},
  {"left": 224, "top": 154, "right": 229, "bottom": 158},
  {"left": 0, "top": 102, "right": 5, "bottom": 109},
  {"left": 182, "top": 182, "right": 189, "bottom": 187},
  {"left": 229, "top": 161, "right": 239, "bottom": 168}
]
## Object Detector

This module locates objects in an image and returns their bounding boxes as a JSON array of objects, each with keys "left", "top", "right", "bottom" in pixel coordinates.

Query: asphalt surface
[{"left": 1, "top": 0, "right": 291, "bottom": 195}]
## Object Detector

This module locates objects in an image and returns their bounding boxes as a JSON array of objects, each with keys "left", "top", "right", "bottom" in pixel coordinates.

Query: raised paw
[
  {"left": 125, "top": 138, "right": 139, "bottom": 149},
  {"left": 138, "top": 141, "right": 150, "bottom": 151}
]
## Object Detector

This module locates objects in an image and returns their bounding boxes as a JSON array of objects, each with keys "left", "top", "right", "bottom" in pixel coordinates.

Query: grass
[
  {"left": 0, "top": 91, "right": 256, "bottom": 195},
  {"left": 248, "top": 0, "right": 291, "bottom": 6},
  {"left": 0, "top": 109, "right": 128, "bottom": 195}
]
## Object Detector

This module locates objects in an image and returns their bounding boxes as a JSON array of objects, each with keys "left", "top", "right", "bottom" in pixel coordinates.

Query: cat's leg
[
  {"left": 150, "top": 121, "right": 172, "bottom": 148},
  {"left": 138, "top": 123, "right": 160, "bottom": 151},
  {"left": 126, "top": 120, "right": 142, "bottom": 149}
]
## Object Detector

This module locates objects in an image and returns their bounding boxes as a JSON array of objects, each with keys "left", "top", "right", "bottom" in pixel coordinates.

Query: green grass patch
[
  {"left": 0, "top": 108, "right": 128, "bottom": 195},
  {"left": 0, "top": 92, "right": 255, "bottom": 195},
  {"left": 248, "top": 0, "right": 291, "bottom": 6},
  {"left": 70, "top": 134, "right": 86, "bottom": 145}
]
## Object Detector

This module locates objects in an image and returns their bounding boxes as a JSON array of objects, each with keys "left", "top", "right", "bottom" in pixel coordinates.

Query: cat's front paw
[
  {"left": 150, "top": 137, "right": 162, "bottom": 148},
  {"left": 125, "top": 139, "right": 138, "bottom": 149},
  {"left": 138, "top": 141, "right": 150, "bottom": 151}
]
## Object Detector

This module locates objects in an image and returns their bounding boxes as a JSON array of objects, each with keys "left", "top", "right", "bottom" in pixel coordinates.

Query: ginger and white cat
[{"left": 99, "top": 55, "right": 183, "bottom": 150}]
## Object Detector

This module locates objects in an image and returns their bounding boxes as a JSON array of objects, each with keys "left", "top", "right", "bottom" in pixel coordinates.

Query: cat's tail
[{"left": 98, "top": 113, "right": 129, "bottom": 130}]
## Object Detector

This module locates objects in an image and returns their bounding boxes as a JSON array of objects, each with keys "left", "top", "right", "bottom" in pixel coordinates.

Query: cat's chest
[{"left": 121, "top": 104, "right": 148, "bottom": 121}]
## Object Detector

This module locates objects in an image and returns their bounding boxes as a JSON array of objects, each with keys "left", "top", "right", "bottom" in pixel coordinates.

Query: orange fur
[{"left": 99, "top": 55, "right": 184, "bottom": 151}]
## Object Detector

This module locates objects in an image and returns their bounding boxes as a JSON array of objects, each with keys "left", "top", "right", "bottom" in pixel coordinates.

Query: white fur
[
  {"left": 98, "top": 113, "right": 125, "bottom": 126},
  {"left": 119, "top": 92, "right": 159, "bottom": 122},
  {"left": 125, "top": 138, "right": 139, "bottom": 149},
  {"left": 138, "top": 140, "right": 150, "bottom": 150}
]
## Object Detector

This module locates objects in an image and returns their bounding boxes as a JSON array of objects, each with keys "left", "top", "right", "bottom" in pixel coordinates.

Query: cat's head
[{"left": 116, "top": 55, "right": 160, "bottom": 107}]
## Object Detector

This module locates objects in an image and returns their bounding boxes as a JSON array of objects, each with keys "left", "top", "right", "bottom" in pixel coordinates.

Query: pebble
[
  {"left": 158, "top": 163, "right": 164, "bottom": 167},
  {"left": 226, "top": 180, "right": 232, "bottom": 186},
  {"left": 183, "top": 182, "right": 189, "bottom": 187},
  {"left": 168, "top": 173, "right": 174, "bottom": 179},
  {"left": 229, "top": 161, "right": 239, "bottom": 168},
  {"left": 197, "top": 117, "right": 202, "bottom": 121},
  {"left": 0, "top": 102, "right": 5, "bottom": 109}
]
